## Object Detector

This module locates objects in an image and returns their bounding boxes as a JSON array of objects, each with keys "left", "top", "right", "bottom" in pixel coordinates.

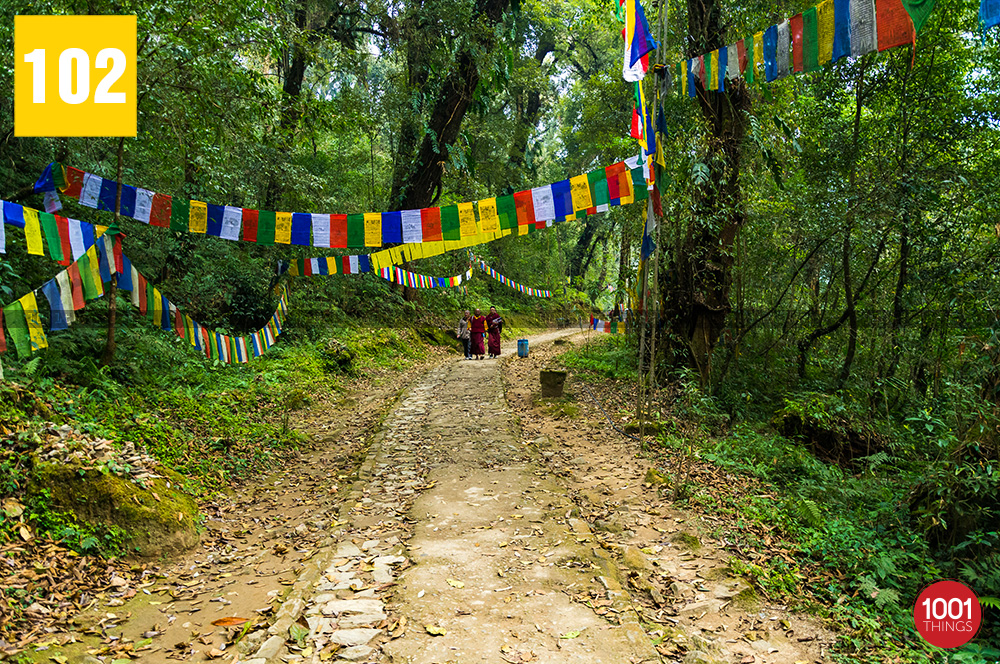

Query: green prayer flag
[
  {"left": 744, "top": 34, "right": 755, "bottom": 84},
  {"left": 38, "top": 212, "right": 63, "bottom": 262},
  {"left": 146, "top": 283, "right": 156, "bottom": 322},
  {"left": 78, "top": 253, "right": 99, "bottom": 299},
  {"left": 902, "top": 0, "right": 935, "bottom": 33},
  {"left": 802, "top": 8, "right": 820, "bottom": 72},
  {"left": 346, "top": 214, "right": 365, "bottom": 247},
  {"left": 440, "top": 205, "right": 460, "bottom": 241},
  {"left": 497, "top": 195, "right": 517, "bottom": 230},
  {"left": 257, "top": 211, "right": 276, "bottom": 245},
  {"left": 2, "top": 302, "right": 30, "bottom": 357},
  {"left": 587, "top": 169, "right": 606, "bottom": 207},
  {"left": 631, "top": 168, "right": 648, "bottom": 202},
  {"left": 170, "top": 198, "right": 190, "bottom": 233}
]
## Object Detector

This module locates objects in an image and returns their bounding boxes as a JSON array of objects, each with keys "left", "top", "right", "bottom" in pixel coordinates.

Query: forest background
[{"left": 1, "top": 0, "right": 999, "bottom": 660}]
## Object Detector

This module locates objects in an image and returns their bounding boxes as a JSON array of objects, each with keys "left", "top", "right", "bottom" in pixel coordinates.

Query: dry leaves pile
[{"left": 0, "top": 537, "right": 144, "bottom": 657}]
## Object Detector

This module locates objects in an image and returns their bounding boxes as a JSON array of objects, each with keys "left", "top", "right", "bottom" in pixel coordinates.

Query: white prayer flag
[
  {"left": 850, "top": 0, "right": 877, "bottom": 56},
  {"left": 777, "top": 21, "right": 791, "bottom": 79},
  {"left": 531, "top": 186, "right": 556, "bottom": 222},
  {"left": 80, "top": 173, "right": 102, "bottom": 208},
  {"left": 348, "top": 255, "right": 359, "bottom": 273},
  {"left": 130, "top": 265, "right": 140, "bottom": 307},
  {"left": 728, "top": 45, "right": 740, "bottom": 79},
  {"left": 134, "top": 188, "right": 154, "bottom": 223},
  {"left": 221, "top": 206, "right": 243, "bottom": 241},
  {"left": 310, "top": 258, "right": 320, "bottom": 274},
  {"left": 68, "top": 219, "right": 86, "bottom": 259},
  {"left": 401, "top": 209, "right": 423, "bottom": 244},
  {"left": 311, "top": 213, "right": 330, "bottom": 248},
  {"left": 43, "top": 190, "right": 62, "bottom": 213},
  {"left": 55, "top": 270, "right": 76, "bottom": 326}
]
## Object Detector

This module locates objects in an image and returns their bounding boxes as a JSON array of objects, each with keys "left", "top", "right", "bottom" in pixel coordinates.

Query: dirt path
[
  {"left": 33, "top": 330, "right": 836, "bottom": 664},
  {"left": 231, "top": 328, "right": 662, "bottom": 664},
  {"left": 504, "top": 338, "right": 837, "bottom": 664}
]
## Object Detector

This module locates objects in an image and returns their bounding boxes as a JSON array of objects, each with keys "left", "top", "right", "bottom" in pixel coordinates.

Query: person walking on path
[
  {"left": 485, "top": 306, "right": 503, "bottom": 358},
  {"left": 456, "top": 310, "right": 472, "bottom": 359},
  {"left": 469, "top": 309, "right": 487, "bottom": 360}
]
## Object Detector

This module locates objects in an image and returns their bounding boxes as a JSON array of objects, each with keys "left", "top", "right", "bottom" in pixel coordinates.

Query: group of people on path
[{"left": 457, "top": 307, "right": 503, "bottom": 360}]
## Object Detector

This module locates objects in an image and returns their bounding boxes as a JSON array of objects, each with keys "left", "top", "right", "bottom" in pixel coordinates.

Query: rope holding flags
[
  {"left": 34, "top": 157, "right": 645, "bottom": 259},
  {"left": 2, "top": 213, "right": 288, "bottom": 364},
  {"left": 476, "top": 260, "right": 552, "bottom": 298}
]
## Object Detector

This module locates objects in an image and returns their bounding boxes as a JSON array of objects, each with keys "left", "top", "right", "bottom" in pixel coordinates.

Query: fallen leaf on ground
[
  {"left": 425, "top": 625, "right": 446, "bottom": 636},
  {"left": 559, "top": 630, "right": 582, "bottom": 639},
  {"left": 211, "top": 617, "right": 250, "bottom": 627},
  {"left": 446, "top": 579, "right": 464, "bottom": 588}
]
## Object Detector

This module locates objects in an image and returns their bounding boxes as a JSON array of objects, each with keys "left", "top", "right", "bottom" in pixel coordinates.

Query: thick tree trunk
[
  {"left": 508, "top": 34, "right": 555, "bottom": 169},
  {"left": 660, "top": 0, "right": 749, "bottom": 387},
  {"left": 391, "top": 0, "right": 510, "bottom": 212}
]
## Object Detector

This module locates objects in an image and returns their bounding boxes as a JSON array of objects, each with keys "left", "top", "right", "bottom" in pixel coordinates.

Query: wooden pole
[{"left": 100, "top": 137, "right": 125, "bottom": 367}]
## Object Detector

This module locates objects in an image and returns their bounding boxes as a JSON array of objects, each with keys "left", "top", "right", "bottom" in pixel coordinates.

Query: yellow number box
[{"left": 15, "top": 15, "right": 136, "bottom": 137}]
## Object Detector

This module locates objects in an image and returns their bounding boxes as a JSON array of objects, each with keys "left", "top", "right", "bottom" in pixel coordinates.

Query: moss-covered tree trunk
[{"left": 658, "top": 0, "right": 749, "bottom": 387}]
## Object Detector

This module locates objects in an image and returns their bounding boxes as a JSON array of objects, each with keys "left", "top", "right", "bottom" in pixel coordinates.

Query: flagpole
[{"left": 643, "top": 0, "right": 668, "bottom": 428}]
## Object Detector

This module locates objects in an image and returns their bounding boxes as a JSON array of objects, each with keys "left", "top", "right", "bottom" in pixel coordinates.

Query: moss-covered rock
[{"left": 29, "top": 462, "right": 199, "bottom": 558}]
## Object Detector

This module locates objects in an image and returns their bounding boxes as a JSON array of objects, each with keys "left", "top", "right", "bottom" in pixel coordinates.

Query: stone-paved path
[{"left": 245, "top": 330, "right": 658, "bottom": 664}]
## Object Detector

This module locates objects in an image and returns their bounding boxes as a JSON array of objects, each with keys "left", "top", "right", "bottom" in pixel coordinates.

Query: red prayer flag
[
  {"left": 67, "top": 263, "right": 85, "bottom": 310},
  {"left": 421, "top": 208, "right": 442, "bottom": 242},
  {"left": 174, "top": 307, "right": 184, "bottom": 337},
  {"left": 150, "top": 193, "right": 172, "bottom": 228},
  {"left": 0, "top": 309, "right": 6, "bottom": 354},
  {"left": 242, "top": 209, "right": 259, "bottom": 242},
  {"left": 631, "top": 106, "right": 643, "bottom": 141},
  {"left": 737, "top": 39, "right": 748, "bottom": 73},
  {"left": 55, "top": 215, "right": 72, "bottom": 266},
  {"left": 876, "top": 0, "right": 915, "bottom": 51},
  {"left": 303, "top": 259, "right": 313, "bottom": 276},
  {"left": 341, "top": 256, "right": 352, "bottom": 274},
  {"left": 698, "top": 55, "right": 706, "bottom": 88},
  {"left": 63, "top": 167, "right": 84, "bottom": 198},
  {"left": 513, "top": 190, "right": 535, "bottom": 226},
  {"left": 137, "top": 274, "right": 147, "bottom": 315},
  {"left": 113, "top": 236, "right": 124, "bottom": 273},
  {"left": 330, "top": 214, "right": 348, "bottom": 247},
  {"left": 652, "top": 187, "right": 663, "bottom": 217},
  {"left": 791, "top": 14, "right": 804, "bottom": 72}
]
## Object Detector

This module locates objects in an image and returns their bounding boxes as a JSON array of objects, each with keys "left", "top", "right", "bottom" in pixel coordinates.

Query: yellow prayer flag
[
  {"left": 363, "top": 212, "right": 381, "bottom": 247},
  {"left": 23, "top": 207, "right": 44, "bottom": 256},
  {"left": 518, "top": 222, "right": 529, "bottom": 236},
  {"left": 86, "top": 246, "right": 104, "bottom": 296},
  {"left": 753, "top": 32, "right": 764, "bottom": 76},
  {"left": 570, "top": 175, "right": 593, "bottom": 212},
  {"left": 709, "top": 51, "right": 719, "bottom": 90},
  {"left": 458, "top": 202, "right": 477, "bottom": 238},
  {"left": 326, "top": 257, "right": 338, "bottom": 274},
  {"left": 21, "top": 291, "right": 48, "bottom": 351},
  {"left": 478, "top": 198, "right": 499, "bottom": 233},
  {"left": 186, "top": 315, "right": 196, "bottom": 343},
  {"left": 817, "top": 0, "right": 834, "bottom": 65},
  {"left": 189, "top": 200, "right": 208, "bottom": 233},
  {"left": 95, "top": 225, "right": 108, "bottom": 237},
  {"left": 275, "top": 212, "right": 292, "bottom": 244},
  {"left": 152, "top": 288, "right": 163, "bottom": 322}
]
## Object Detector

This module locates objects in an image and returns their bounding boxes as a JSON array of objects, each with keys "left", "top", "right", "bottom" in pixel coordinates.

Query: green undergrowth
[
  {"left": 561, "top": 334, "right": 638, "bottom": 379},
  {"left": 0, "top": 313, "right": 441, "bottom": 555},
  {"left": 560, "top": 341, "right": 1000, "bottom": 662}
]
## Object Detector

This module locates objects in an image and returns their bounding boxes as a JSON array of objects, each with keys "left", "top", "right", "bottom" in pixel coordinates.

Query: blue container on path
[{"left": 517, "top": 339, "right": 529, "bottom": 358}]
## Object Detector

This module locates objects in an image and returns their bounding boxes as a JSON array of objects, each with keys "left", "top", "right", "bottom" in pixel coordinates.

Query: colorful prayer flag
[
  {"left": 275, "top": 212, "right": 293, "bottom": 244},
  {"left": 851, "top": 0, "right": 878, "bottom": 55},
  {"left": 877, "top": 0, "right": 915, "bottom": 50},
  {"left": 818, "top": 0, "right": 836, "bottom": 65}
]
